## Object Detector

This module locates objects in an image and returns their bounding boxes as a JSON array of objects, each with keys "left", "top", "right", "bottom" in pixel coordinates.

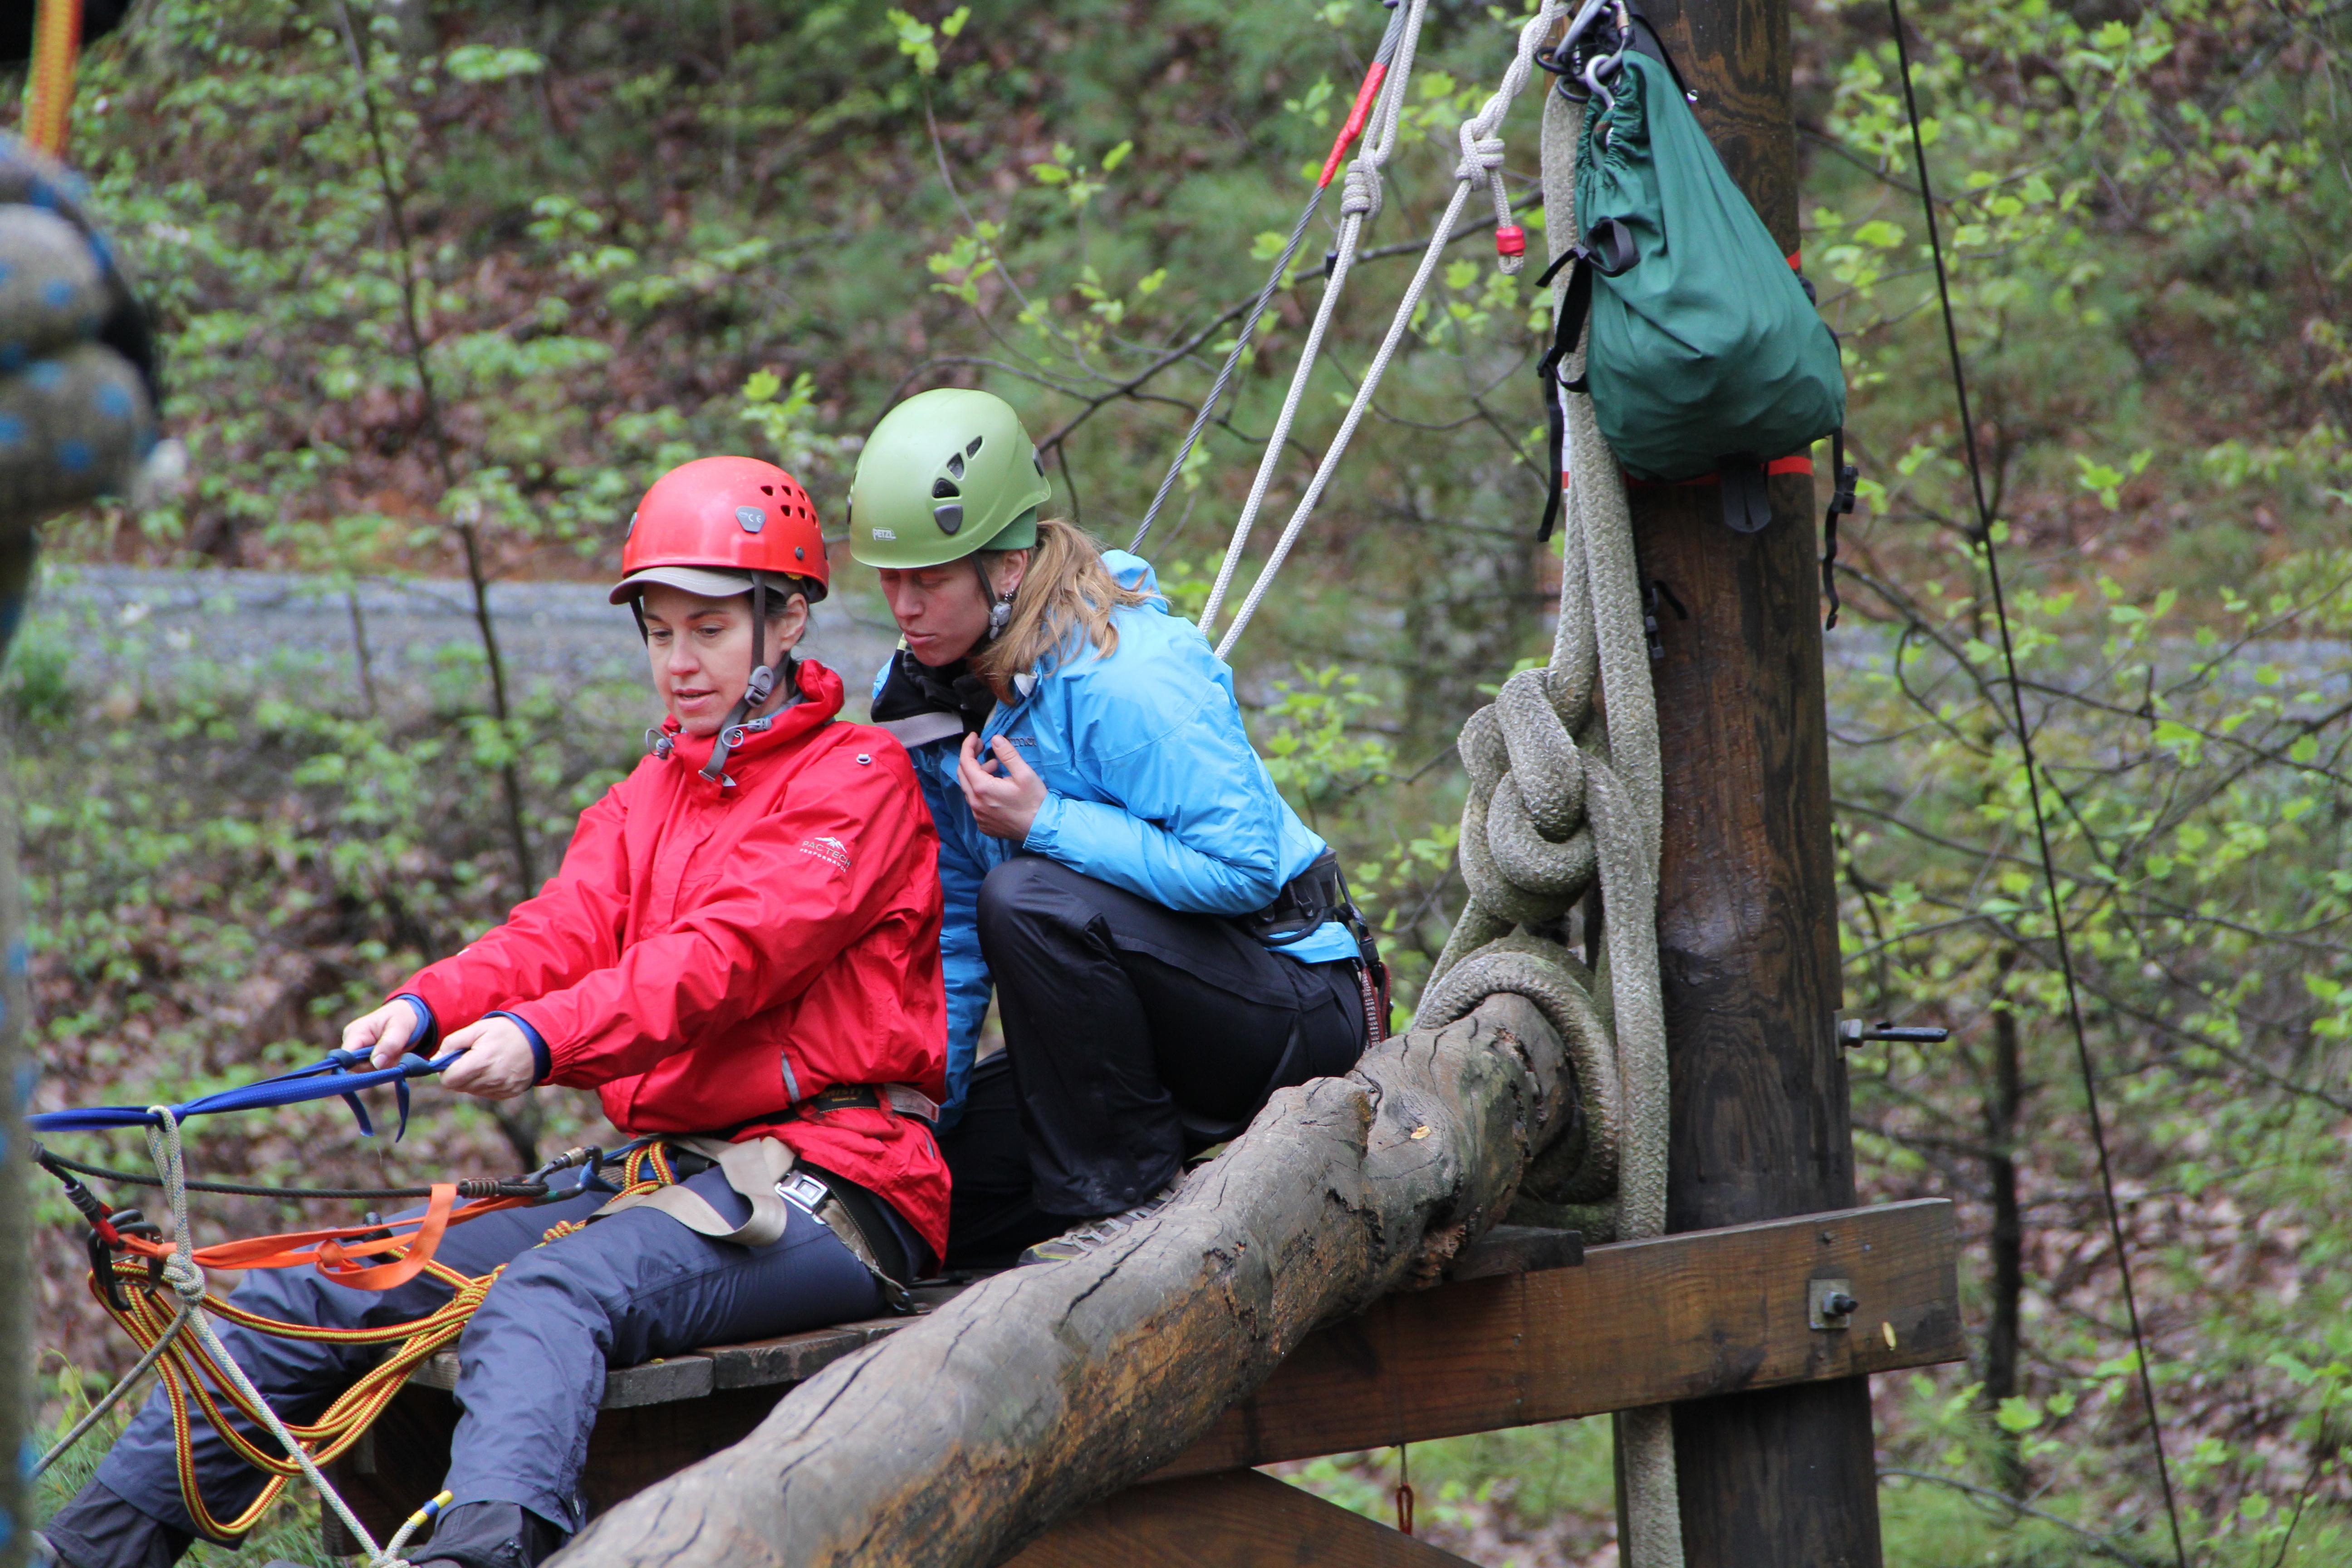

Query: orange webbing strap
[
  {"left": 89, "top": 1193, "right": 569, "bottom": 1543},
  {"left": 119, "top": 1186, "right": 523, "bottom": 1289},
  {"left": 24, "top": 0, "right": 83, "bottom": 157}
]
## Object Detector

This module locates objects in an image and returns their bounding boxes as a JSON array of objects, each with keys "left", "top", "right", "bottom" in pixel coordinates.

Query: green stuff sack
[{"left": 1539, "top": 49, "right": 1846, "bottom": 533}]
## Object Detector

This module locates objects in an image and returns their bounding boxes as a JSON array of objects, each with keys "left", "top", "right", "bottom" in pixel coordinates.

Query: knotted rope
[
  {"left": 39, "top": 1110, "right": 420, "bottom": 1563},
  {"left": 1206, "top": 0, "right": 1567, "bottom": 653},
  {"left": 1409, "top": 79, "right": 1684, "bottom": 1568}
]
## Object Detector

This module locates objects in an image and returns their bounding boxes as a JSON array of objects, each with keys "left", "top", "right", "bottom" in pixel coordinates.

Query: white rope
[
  {"left": 1194, "top": 0, "right": 1434, "bottom": 632},
  {"left": 43, "top": 1112, "right": 417, "bottom": 1567},
  {"left": 33, "top": 1294, "right": 196, "bottom": 1477},
  {"left": 1412, "top": 78, "right": 1683, "bottom": 1568},
  {"left": 1210, "top": 0, "right": 1566, "bottom": 656}
]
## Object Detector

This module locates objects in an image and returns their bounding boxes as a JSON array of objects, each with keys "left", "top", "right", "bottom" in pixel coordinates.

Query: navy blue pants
[{"left": 44, "top": 1165, "right": 904, "bottom": 1567}]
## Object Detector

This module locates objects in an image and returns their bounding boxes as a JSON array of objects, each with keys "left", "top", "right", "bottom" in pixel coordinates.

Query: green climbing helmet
[{"left": 848, "top": 388, "right": 1053, "bottom": 568}]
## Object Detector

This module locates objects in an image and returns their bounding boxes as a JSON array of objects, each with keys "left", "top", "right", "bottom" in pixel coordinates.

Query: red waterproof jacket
[{"left": 399, "top": 659, "right": 951, "bottom": 1257}]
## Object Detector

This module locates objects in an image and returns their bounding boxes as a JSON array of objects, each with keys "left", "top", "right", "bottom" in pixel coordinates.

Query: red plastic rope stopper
[{"left": 1495, "top": 225, "right": 1527, "bottom": 259}]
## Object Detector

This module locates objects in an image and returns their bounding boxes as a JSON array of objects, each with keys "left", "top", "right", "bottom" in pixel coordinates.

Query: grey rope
[
  {"left": 33, "top": 1289, "right": 196, "bottom": 1478},
  {"left": 1410, "top": 82, "right": 1682, "bottom": 1568},
  {"left": 1210, "top": 0, "right": 1559, "bottom": 657}
]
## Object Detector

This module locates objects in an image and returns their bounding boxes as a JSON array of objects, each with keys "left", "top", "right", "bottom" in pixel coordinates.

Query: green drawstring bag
[{"left": 1539, "top": 49, "right": 1847, "bottom": 535}]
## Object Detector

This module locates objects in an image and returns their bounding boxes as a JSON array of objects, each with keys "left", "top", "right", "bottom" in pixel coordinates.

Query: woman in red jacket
[{"left": 41, "top": 460, "right": 946, "bottom": 1568}]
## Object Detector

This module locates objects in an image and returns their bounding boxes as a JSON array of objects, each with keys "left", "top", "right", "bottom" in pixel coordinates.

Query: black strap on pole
[
  {"left": 1820, "top": 426, "right": 1856, "bottom": 629},
  {"left": 1533, "top": 219, "right": 1634, "bottom": 542}
]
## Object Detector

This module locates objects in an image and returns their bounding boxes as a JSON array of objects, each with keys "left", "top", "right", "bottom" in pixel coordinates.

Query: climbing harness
[
  {"left": 1128, "top": 0, "right": 1414, "bottom": 554},
  {"left": 593, "top": 1132, "right": 918, "bottom": 1314},
  {"left": 1202, "top": 0, "right": 1561, "bottom": 655}
]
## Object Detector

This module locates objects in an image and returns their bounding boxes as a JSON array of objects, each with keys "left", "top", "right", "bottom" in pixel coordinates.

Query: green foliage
[{"left": 21, "top": 0, "right": 2352, "bottom": 1553}]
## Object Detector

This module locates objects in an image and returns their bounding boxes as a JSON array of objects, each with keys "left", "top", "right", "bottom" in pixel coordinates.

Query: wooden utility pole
[{"left": 1627, "top": 0, "right": 1884, "bottom": 1564}]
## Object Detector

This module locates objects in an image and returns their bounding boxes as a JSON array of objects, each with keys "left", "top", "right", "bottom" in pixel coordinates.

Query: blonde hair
[{"left": 970, "top": 519, "right": 1156, "bottom": 699}]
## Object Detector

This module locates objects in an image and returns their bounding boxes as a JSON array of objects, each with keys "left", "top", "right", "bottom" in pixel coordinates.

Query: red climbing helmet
[{"left": 609, "top": 456, "right": 829, "bottom": 605}]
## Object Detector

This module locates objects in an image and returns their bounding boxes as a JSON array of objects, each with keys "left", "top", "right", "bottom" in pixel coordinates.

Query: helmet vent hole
[
  {"left": 934, "top": 503, "right": 965, "bottom": 535},
  {"left": 760, "top": 485, "right": 774, "bottom": 496},
  {"left": 966, "top": 436, "right": 985, "bottom": 457},
  {"left": 932, "top": 477, "right": 960, "bottom": 500},
  {"left": 947, "top": 453, "right": 965, "bottom": 480}
]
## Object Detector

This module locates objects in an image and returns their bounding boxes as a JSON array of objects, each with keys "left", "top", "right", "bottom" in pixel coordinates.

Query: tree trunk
[
  {"left": 0, "top": 524, "right": 36, "bottom": 1568},
  {"left": 1982, "top": 995, "right": 2026, "bottom": 1494},
  {"left": 552, "top": 993, "right": 1571, "bottom": 1568}
]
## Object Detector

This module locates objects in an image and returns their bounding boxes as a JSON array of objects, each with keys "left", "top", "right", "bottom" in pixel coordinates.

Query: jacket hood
[{"left": 659, "top": 657, "right": 846, "bottom": 785}]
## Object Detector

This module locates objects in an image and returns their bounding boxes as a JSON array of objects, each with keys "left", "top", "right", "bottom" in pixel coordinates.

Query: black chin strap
[
  {"left": 701, "top": 577, "right": 789, "bottom": 785},
  {"left": 976, "top": 556, "right": 1015, "bottom": 640}
]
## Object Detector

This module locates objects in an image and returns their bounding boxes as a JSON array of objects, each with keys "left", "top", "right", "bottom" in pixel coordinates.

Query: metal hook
[{"left": 1582, "top": 52, "right": 1618, "bottom": 116}]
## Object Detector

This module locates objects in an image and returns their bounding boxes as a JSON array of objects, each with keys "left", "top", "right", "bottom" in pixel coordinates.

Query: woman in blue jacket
[{"left": 851, "top": 388, "right": 1382, "bottom": 1267}]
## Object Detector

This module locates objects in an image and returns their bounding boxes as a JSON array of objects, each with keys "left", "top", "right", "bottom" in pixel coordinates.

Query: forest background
[{"left": 11, "top": 0, "right": 2352, "bottom": 1564}]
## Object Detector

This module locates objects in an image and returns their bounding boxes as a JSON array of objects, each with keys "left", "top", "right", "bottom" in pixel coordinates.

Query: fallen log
[{"left": 551, "top": 992, "right": 1572, "bottom": 1568}]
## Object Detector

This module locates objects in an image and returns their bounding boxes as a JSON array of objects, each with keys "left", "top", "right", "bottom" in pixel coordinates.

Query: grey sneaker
[{"left": 1017, "top": 1183, "right": 1180, "bottom": 1265}]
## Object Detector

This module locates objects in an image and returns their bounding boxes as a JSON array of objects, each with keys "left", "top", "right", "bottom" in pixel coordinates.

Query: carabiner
[{"left": 1538, "top": 0, "right": 1613, "bottom": 83}]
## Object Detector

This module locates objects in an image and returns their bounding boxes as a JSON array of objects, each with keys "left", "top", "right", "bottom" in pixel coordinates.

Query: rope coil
[
  {"left": 31, "top": 1112, "right": 622, "bottom": 1563},
  {"left": 1409, "top": 80, "right": 1683, "bottom": 1568}
]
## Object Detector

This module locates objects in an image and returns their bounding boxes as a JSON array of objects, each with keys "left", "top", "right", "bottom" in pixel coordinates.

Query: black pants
[{"left": 942, "top": 857, "right": 1367, "bottom": 1269}]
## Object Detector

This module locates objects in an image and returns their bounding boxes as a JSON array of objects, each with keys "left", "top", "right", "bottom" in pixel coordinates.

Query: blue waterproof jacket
[{"left": 872, "top": 552, "right": 1356, "bottom": 1119}]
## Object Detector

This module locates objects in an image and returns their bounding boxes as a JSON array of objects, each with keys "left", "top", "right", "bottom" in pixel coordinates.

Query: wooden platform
[{"left": 322, "top": 1200, "right": 1959, "bottom": 1557}]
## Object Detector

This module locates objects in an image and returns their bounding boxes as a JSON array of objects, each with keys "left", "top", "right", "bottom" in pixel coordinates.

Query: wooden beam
[
  {"left": 1157, "top": 1199, "right": 1958, "bottom": 1478},
  {"left": 326, "top": 1201, "right": 1951, "bottom": 1552},
  {"left": 324, "top": 1229, "right": 1586, "bottom": 1550},
  {"left": 1006, "top": 1471, "right": 1478, "bottom": 1568}
]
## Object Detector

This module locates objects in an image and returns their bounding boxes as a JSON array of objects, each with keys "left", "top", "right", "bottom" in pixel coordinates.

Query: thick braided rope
[
  {"left": 1195, "top": 0, "right": 1434, "bottom": 632},
  {"left": 1211, "top": 0, "right": 1570, "bottom": 656},
  {"left": 1412, "top": 80, "right": 1682, "bottom": 1568}
]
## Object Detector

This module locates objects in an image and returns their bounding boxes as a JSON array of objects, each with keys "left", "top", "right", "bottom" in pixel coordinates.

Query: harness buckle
[{"left": 776, "top": 1171, "right": 832, "bottom": 1214}]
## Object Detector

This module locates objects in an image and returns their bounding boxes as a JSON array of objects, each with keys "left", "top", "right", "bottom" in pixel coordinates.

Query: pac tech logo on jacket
[{"left": 403, "top": 659, "right": 952, "bottom": 1256}]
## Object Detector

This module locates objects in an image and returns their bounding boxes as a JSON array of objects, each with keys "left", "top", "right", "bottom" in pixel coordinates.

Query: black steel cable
[
  {"left": 1883, "top": 5, "right": 2188, "bottom": 1562},
  {"left": 37, "top": 1149, "right": 545, "bottom": 1202},
  {"left": 1127, "top": 187, "right": 1323, "bottom": 554}
]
